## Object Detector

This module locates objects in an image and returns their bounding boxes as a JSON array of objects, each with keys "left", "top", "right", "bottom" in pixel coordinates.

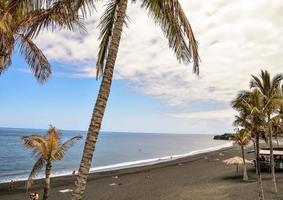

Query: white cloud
[{"left": 35, "top": 0, "right": 283, "bottom": 122}]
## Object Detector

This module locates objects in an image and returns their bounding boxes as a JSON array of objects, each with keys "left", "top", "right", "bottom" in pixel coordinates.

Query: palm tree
[
  {"left": 21, "top": 125, "right": 82, "bottom": 200},
  {"left": 273, "top": 85, "right": 283, "bottom": 145},
  {"left": 233, "top": 128, "right": 251, "bottom": 181},
  {"left": 0, "top": 0, "right": 87, "bottom": 83},
  {"left": 250, "top": 70, "right": 283, "bottom": 193},
  {"left": 270, "top": 115, "right": 283, "bottom": 145},
  {"left": 72, "top": 0, "right": 200, "bottom": 199},
  {"left": 232, "top": 89, "right": 266, "bottom": 200}
]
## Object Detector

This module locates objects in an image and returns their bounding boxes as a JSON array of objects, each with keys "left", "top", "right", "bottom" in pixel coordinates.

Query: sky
[{"left": 1, "top": 0, "right": 283, "bottom": 134}]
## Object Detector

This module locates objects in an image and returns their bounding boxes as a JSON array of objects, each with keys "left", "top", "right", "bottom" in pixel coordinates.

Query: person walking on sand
[{"left": 8, "top": 180, "right": 15, "bottom": 191}]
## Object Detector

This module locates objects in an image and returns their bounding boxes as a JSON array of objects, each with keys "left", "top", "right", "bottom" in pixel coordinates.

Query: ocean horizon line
[{"left": 0, "top": 126, "right": 219, "bottom": 135}]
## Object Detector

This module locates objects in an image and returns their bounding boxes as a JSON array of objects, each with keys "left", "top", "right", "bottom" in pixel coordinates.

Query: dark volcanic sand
[{"left": 1, "top": 146, "right": 283, "bottom": 200}]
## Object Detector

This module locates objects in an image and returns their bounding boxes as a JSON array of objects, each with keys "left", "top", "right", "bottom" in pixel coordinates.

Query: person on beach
[
  {"left": 29, "top": 192, "right": 39, "bottom": 200},
  {"left": 8, "top": 180, "right": 15, "bottom": 191}
]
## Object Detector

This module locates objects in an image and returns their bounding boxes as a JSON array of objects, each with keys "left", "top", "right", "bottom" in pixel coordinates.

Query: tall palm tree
[
  {"left": 21, "top": 125, "right": 82, "bottom": 200},
  {"left": 72, "top": 0, "right": 200, "bottom": 199},
  {"left": 250, "top": 70, "right": 283, "bottom": 193},
  {"left": 0, "top": 0, "right": 87, "bottom": 83},
  {"left": 232, "top": 89, "right": 266, "bottom": 200},
  {"left": 233, "top": 128, "right": 251, "bottom": 181}
]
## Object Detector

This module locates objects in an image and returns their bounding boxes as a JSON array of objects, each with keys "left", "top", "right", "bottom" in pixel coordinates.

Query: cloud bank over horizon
[{"left": 34, "top": 0, "right": 283, "bottom": 127}]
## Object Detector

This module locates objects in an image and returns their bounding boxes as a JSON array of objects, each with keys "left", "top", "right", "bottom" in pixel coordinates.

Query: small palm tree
[
  {"left": 21, "top": 126, "right": 82, "bottom": 200},
  {"left": 0, "top": 0, "right": 86, "bottom": 83},
  {"left": 250, "top": 70, "right": 283, "bottom": 193},
  {"left": 233, "top": 129, "right": 251, "bottom": 181},
  {"left": 72, "top": 0, "right": 200, "bottom": 199},
  {"left": 232, "top": 89, "right": 266, "bottom": 200}
]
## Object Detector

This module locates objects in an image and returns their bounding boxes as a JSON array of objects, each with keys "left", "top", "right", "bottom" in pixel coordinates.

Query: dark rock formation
[{"left": 213, "top": 133, "right": 234, "bottom": 140}]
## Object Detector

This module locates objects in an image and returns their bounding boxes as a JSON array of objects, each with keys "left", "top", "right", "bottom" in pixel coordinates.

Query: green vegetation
[
  {"left": 0, "top": 0, "right": 88, "bottom": 83},
  {"left": 21, "top": 126, "right": 82, "bottom": 200},
  {"left": 232, "top": 70, "right": 283, "bottom": 200}
]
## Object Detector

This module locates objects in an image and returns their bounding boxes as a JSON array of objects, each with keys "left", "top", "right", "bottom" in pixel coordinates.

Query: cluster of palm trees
[
  {"left": 1, "top": 0, "right": 200, "bottom": 199},
  {"left": 232, "top": 70, "right": 283, "bottom": 200}
]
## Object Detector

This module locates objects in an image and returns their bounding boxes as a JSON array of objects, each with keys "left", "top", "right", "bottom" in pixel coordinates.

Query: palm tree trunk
[
  {"left": 43, "top": 162, "right": 52, "bottom": 200},
  {"left": 241, "top": 145, "right": 248, "bottom": 181},
  {"left": 256, "top": 133, "right": 265, "bottom": 200},
  {"left": 253, "top": 139, "right": 258, "bottom": 175},
  {"left": 71, "top": 0, "right": 128, "bottom": 199},
  {"left": 268, "top": 115, "right": 277, "bottom": 193}
]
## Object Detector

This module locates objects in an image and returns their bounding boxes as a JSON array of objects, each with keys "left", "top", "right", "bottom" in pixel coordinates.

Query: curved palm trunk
[
  {"left": 71, "top": 1, "right": 128, "bottom": 199},
  {"left": 256, "top": 133, "right": 265, "bottom": 200},
  {"left": 241, "top": 145, "right": 248, "bottom": 181},
  {"left": 268, "top": 115, "right": 277, "bottom": 193},
  {"left": 43, "top": 162, "right": 52, "bottom": 200}
]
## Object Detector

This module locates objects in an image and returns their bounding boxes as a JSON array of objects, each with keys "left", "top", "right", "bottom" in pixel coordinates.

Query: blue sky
[
  {"left": 1, "top": 0, "right": 283, "bottom": 134},
  {"left": 0, "top": 54, "right": 163, "bottom": 132},
  {"left": 0, "top": 53, "right": 232, "bottom": 134}
]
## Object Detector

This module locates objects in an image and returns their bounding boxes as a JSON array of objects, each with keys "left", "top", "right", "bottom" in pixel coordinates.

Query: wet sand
[{"left": 1, "top": 145, "right": 283, "bottom": 200}]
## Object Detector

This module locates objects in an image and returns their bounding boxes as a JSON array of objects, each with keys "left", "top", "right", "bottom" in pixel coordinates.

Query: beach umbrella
[{"left": 223, "top": 156, "right": 253, "bottom": 174}]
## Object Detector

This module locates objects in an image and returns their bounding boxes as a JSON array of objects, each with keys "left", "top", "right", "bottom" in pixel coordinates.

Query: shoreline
[
  {"left": 0, "top": 143, "right": 234, "bottom": 192},
  {"left": 1, "top": 144, "right": 283, "bottom": 200},
  {"left": 0, "top": 141, "right": 233, "bottom": 184}
]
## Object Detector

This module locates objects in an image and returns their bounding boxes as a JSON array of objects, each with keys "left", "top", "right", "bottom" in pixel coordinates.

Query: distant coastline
[{"left": 213, "top": 133, "right": 234, "bottom": 140}]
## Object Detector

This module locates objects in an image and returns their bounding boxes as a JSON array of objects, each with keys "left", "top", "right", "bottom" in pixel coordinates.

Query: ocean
[{"left": 0, "top": 127, "right": 232, "bottom": 183}]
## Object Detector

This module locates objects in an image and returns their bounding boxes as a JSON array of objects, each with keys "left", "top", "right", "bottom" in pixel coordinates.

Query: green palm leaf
[{"left": 16, "top": 34, "right": 51, "bottom": 83}]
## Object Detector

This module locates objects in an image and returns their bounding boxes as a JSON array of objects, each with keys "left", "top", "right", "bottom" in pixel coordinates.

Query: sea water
[{"left": 0, "top": 127, "right": 232, "bottom": 183}]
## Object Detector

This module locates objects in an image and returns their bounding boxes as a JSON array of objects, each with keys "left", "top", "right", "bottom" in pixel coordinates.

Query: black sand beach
[{"left": 1, "top": 145, "right": 283, "bottom": 200}]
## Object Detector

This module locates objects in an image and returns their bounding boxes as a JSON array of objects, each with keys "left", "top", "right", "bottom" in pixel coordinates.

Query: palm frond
[
  {"left": 0, "top": 12, "right": 13, "bottom": 34},
  {"left": 72, "top": 0, "right": 97, "bottom": 17},
  {"left": 53, "top": 135, "right": 82, "bottom": 160},
  {"left": 16, "top": 34, "right": 51, "bottom": 83},
  {"left": 174, "top": 1, "right": 199, "bottom": 74},
  {"left": 21, "top": 135, "right": 48, "bottom": 157},
  {"left": 17, "top": 1, "right": 86, "bottom": 38},
  {"left": 46, "top": 126, "right": 61, "bottom": 159},
  {"left": 0, "top": 1, "right": 6, "bottom": 9},
  {"left": 0, "top": 36, "right": 13, "bottom": 75},
  {"left": 96, "top": 0, "right": 119, "bottom": 79},
  {"left": 7, "top": 0, "right": 26, "bottom": 13},
  {"left": 61, "top": 135, "right": 82, "bottom": 151},
  {"left": 47, "top": 126, "right": 61, "bottom": 143},
  {"left": 250, "top": 74, "right": 264, "bottom": 92},
  {"left": 26, "top": 157, "right": 45, "bottom": 190},
  {"left": 271, "top": 73, "right": 283, "bottom": 92},
  {"left": 140, "top": 0, "right": 199, "bottom": 74},
  {"left": 234, "top": 129, "right": 251, "bottom": 146}
]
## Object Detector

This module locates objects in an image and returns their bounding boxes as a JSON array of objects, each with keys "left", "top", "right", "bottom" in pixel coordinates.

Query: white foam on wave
[
  {"left": 0, "top": 141, "right": 233, "bottom": 183},
  {"left": 89, "top": 141, "right": 234, "bottom": 172}
]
